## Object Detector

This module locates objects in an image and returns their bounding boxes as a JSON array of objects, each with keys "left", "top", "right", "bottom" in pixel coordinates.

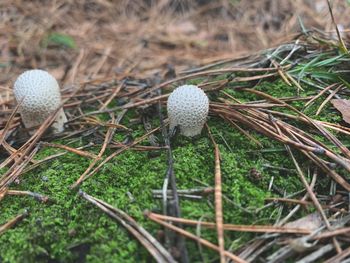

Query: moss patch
[{"left": 1, "top": 75, "right": 348, "bottom": 262}]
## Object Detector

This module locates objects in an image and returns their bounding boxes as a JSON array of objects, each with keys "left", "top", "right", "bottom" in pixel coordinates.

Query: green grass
[{"left": 41, "top": 32, "right": 77, "bottom": 49}]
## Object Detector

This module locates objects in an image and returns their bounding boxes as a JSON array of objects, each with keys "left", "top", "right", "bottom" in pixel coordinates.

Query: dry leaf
[
  {"left": 331, "top": 99, "right": 350, "bottom": 124},
  {"left": 284, "top": 212, "right": 323, "bottom": 231}
]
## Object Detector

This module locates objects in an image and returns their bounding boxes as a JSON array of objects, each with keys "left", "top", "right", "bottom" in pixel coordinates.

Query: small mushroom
[
  {"left": 167, "top": 85, "right": 209, "bottom": 137},
  {"left": 13, "top": 69, "right": 67, "bottom": 133}
]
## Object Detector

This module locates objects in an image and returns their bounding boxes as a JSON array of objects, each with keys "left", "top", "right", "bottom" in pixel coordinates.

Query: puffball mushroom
[
  {"left": 167, "top": 85, "right": 209, "bottom": 137},
  {"left": 13, "top": 69, "right": 67, "bottom": 133}
]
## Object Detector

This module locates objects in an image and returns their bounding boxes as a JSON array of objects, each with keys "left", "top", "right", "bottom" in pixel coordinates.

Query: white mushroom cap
[
  {"left": 167, "top": 85, "right": 209, "bottom": 137},
  {"left": 13, "top": 69, "right": 67, "bottom": 133}
]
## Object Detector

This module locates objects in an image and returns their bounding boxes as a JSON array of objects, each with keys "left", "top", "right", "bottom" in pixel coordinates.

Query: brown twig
[
  {"left": 71, "top": 125, "right": 160, "bottom": 188},
  {"left": 41, "top": 142, "right": 97, "bottom": 159},
  {"left": 148, "top": 212, "right": 311, "bottom": 234},
  {"left": 315, "top": 85, "right": 342, "bottom": 116},
  {"left": 6, "top": 190, "right": 49, "bottom": 202},
  {"left": 79, "top": 190, "right": 176, "bottom": 263},
  {"left": 207, "top": 124, "right": 225, "bottom": 263},
  {"left": 286, "top": 146, "right": 342, "bottom": 254},
  {"left": 145, "top": 211, "right": 248, "bottom": 263},
  {"left": 0, "top": 210, "right": 28, "bottom": 236}
]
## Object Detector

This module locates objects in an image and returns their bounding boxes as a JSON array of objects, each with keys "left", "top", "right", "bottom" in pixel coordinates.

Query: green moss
[{"left": 0, "top": 116, "right": 282, "bottom": 262}]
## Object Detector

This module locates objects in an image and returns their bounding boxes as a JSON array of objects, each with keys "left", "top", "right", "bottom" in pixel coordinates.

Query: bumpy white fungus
[
  {"left": 167, "top": 85, "right": 209, "bottom": 137},
  {"left": 13, "top": 69, "right": 67, "bottom": 133}
]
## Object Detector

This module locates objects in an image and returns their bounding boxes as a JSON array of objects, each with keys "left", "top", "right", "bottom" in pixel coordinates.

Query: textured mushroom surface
[
  {"left": 13, "top": 69, "right": 67, "bottom": 133},
  {"left": 167, "top": 85, "right": 209, "bottom": 137}
]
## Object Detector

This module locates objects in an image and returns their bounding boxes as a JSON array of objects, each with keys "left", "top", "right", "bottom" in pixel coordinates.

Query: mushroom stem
[
  {"left": 180, "top": 124, "right": 205, "bottom": 137},
  {"left": 52, "top": 108, "right": 68, "bottom": 133}
]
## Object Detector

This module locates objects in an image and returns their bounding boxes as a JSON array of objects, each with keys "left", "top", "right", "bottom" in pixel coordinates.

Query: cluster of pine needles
[{"left": 2, "top": 26, "right": 350, "bottom": 262}]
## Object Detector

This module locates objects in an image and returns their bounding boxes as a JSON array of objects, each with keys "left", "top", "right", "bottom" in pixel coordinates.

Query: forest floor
[{"left": 2, "top": 1, "right": 350, "bottom": 263}]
